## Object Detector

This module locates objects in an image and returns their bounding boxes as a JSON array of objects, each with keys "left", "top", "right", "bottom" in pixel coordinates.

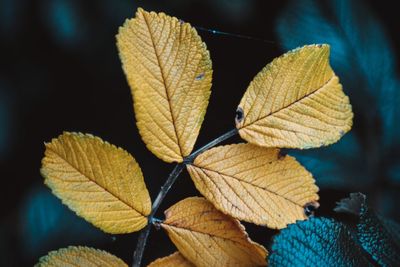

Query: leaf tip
[
  {"left": 136, "top": 7, "right": 146, "bottom": 16},
  {"left": 334, "top": 192, "right": 366, "bottom": 216}
]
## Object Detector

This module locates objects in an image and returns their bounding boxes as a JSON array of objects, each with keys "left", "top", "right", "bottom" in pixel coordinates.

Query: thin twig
[
  {"left": 131, "top": 128, "right": 238, "bottom": 266},
  {"left": 132, "top": 163, "right": 185, "bottom": 267},
  {"left": 186, "top": 128, "right": 238, "bottom": 162},
  {"left": 151, "top": 163, "right": 186, "bottom": 216},
  {"left": 132, "top": 224, "right": 151, "bottom": 267}
]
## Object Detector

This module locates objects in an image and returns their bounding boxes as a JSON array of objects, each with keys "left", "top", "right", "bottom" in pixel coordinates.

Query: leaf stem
[
  {"left": 185, "top": 128, "right": 238, "bottom": 162},
  {"left": 131, "top": 127, "right": 238, "bottom": 267},
  {"left": 132, "top": 224, "right": 151, "bottom": 267},
  {"left": 132, "top": 163, "right": 185, "bottom": 267},
  {"left": 151, "top": 163, "right": 186, "bottom": 217}
]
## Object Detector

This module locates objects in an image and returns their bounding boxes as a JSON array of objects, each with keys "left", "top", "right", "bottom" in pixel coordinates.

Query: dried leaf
[
  {"left": 161, "top": 197, "right": 267, "bottom": 267},
  {"left": 148, "top": 252, "right": 194, "bottom": 267},
  {"left": 35, "top": 246, "right": 127, "bottom": 266},
  {"left": 41, "top": 132, "right": 151, "bottom": 234},
  {"left": 236, "top": 44, "right": 353, "bottom": 149},
  {"left": 117, "top": 8, "right": 212, "bottom": 163},
  {"left": 187, "top": 143, "right": 319, "bottom": 229}
]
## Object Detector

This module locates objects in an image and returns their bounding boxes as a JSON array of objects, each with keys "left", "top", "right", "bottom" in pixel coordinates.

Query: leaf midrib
[
  {"left": 162, "top": 222, "right": 252, "bottom": 248},
  {"left": 241, "top": 75, "right": 335, "bottom": 128},
  {"left": 141, "top": 12, "right": 184, "bottom": 158},
  {"left": 192, "top": 164, "right": 310, "bottom": 209},
  {"left": 47, "top": 147, "right": 147, "bottom": 217}
]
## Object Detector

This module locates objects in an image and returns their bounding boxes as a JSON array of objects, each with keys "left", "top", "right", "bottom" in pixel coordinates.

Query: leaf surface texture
[
  {"left": 117, "top": 8, "right": 212, "bottom": 163},
  {"left": 269, "top": 217, "right": 371, "bottom": 267},
  {"left": 41, "top": 132, "right": 151, "bottom": 234},
  {"left": 236, "top": 44, "right": 352, "bottom": 149},
  {"left": 335, "top": 193, "right": 400, "bottom": 265},
  {"left": 161, "top": 197, "right": 267, "bottom": 267},
  {"left": 147, "top": 252, "right": 194, "bottom": 267},
  {"left": 35, "top": 246, "right": 127, "bottom": 267},
  {"left": 187, "top": 143, "right": 319, "bottom": 228}
]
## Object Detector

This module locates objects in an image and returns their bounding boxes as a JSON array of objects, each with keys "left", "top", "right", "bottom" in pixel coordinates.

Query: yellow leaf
[
  {"left": 187, "top": 143, "right": 319, "bottom": 229},
  {"left": 41, "top": 132, "right": 151, "bottom": 234},
  {"left": 147, "top": 252, "right": 194, "bottom": 267},
  {"left": 236, "top": 44, "right": 353, "bottom": 149},
  {"left": 161, "top": 197, "right": 268, "bottom": 267},
  {"left": 35, "top": 246, "right": 127, "bottom": 267},
  {"left": 117, "top": 8, "right": 212, "bottom": 163}
]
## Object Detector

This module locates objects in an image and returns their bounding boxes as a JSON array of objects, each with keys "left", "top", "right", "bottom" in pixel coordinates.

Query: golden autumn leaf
[
  {"left": 117, "top": 8, "right": 212, "bottom": 163},
  {"left": 148, "top": 252, "right": 194, "bottom": 267},
  {"left": 161, "top": 197, "right": 268, "bottom": 267},
  {"left": 35, "top": 246, "right": 127, "bottom": 267},
  {"left": 236, "top": 44, "right": 353, "bottom": 149},
  {"left": 187, "top": 143, "right": 319, "bottom": 229},
  {"left": 41, "top": 132, "right": 151, "bottom": 234}
]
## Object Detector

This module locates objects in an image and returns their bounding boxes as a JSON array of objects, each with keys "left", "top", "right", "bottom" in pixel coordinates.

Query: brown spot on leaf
[
  {"left": 278, "top": 150, "right": 287, "bottom": 160},
  {"left": 195, "top": 73, "right": 205, "bottom": 80},
  {"left": 304, "top": 201, "right": 320, "bottom": 217},
  {"left": 235, "top": 107, "right": 244, "bottom": 124}
]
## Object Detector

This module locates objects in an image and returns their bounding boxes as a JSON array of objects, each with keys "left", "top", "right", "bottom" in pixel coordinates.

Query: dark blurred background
[{"left": 1, "top": 0, "right": 399, "bottom": 266}]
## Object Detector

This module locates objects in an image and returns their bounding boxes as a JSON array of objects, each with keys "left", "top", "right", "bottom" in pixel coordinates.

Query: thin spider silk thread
[{"left": 194, "top": 25, "right": 279, "bottom": 46}]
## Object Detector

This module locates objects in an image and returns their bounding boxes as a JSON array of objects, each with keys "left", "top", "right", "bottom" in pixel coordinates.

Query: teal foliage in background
[{"left": 276, "top": 0, "right": 400, "bottom": 218}]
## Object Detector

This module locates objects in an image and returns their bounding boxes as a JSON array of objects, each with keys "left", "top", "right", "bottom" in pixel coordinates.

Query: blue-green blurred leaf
[
  {"left": 289, "top": 133, "right": 371, "bottom": 190},
  {"left": 19, "top": 186, "right": 107, "bottom": 257},
  {"left": 269, "top": 217, "right": 371, "bottom": 266},
  {"left": 335, "top": 193, "right": 400, "bottom": 265},
  {"left": 40, "top": 0, "right": 85, "bottom": 48},
  {"left": 387, "top": 163, "right": 400, "bottom": 186},
  {"left": 276, "top": 0, "right": 400, "bottom": 190},
  {"left": 381, "top": 217, "right": 400, "bottom": 246}
]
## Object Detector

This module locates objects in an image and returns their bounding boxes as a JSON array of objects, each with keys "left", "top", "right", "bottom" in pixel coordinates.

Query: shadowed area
[{"left": 0, "top": 0, "right": 399, "bottom": 265}]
